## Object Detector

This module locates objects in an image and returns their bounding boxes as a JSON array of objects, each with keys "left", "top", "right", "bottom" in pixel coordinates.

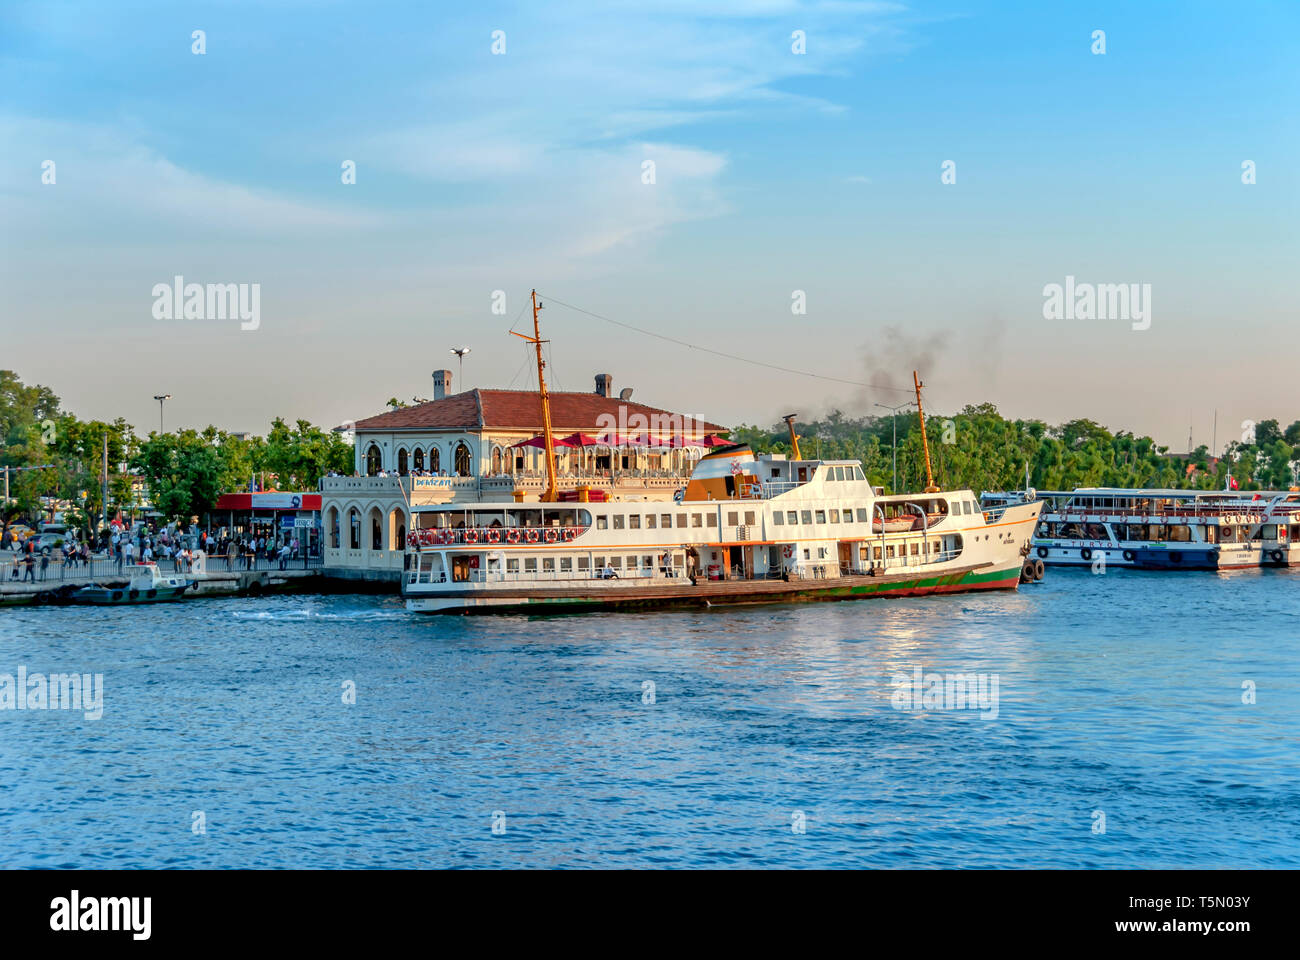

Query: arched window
[
  {"left": 413, "top": 448, "right": 424, "bottom": 471},
  {"left": 371, "top": 512, "right": 382, "bottom": 550},
  {"left": 327, "top": 507, "right": 340, "bottom": 549},
  {"left": 397, "top": 449, "right": 409, "bottom": 475},
  {"left": 348, "top": 509, "right": 361, "bottom": 549},
  {"left": 455, "top": 441, "right": 472, "bottom": 477},
  {"left": 429, "top": 448, "right": 440, "bottom": 473},
  {"left": 365, "top": 444, "right": 382, "bottom": 476},
  {"left": 491, "top": 446, "right": 503, "bottom": 475}
]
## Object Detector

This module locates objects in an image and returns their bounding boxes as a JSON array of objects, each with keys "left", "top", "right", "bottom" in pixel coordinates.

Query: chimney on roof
[
  {"left": 432, "top": 369, "right": 452, "bottom": 401},
  {"left": 595, "top": 373, "right": 613, "bottom": 398}
]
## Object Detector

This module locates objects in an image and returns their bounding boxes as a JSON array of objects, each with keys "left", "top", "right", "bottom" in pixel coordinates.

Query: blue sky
[{"left": 2, "top": 0, "right": 1296, "bottom": 450}]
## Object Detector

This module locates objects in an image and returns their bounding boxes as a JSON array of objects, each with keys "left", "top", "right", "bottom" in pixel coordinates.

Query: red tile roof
[{"left": 352, "top": 389, "right": 724, "bottom": 434}]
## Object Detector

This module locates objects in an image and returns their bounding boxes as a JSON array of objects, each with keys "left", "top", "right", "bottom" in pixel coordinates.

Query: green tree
[{"left": 132, "top": 431, "right": 225, "bottom": 524}]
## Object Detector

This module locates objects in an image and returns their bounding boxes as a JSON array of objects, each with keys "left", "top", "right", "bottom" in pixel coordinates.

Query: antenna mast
[
  {"left": 781, "top": 414, "right": 802, "bottom": 461},
  {"left": 913, "top": 370, "right": 939, "bottom": 493},
  {"left": 510, "top": 290, "right": 558, "bottom": 501}
]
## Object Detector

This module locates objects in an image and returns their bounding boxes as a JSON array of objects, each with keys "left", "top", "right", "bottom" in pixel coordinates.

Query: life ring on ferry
[
  {"left": 406, "top": 531, "right": 419, "bottom": 548},
  {"left": 562, "top": 528, "right": 576, "bottom": 541},
  {"left": 525, "top": 529, "right": 540, "bottom": 544},
  {"left": 1080, "top": 547, "right": 1093, "bottom": 561},
  {"left": 420, "top": 529, "right": 436, "bottom": 546},
  {"left": 544, "top": 529, "right": 558, "bottom": 543},
  {"left": 1035, "top": 546, "right": 1048, "bottom": 559},
  {"left": 486, "top": 529, "right": 501, "bottom": 544},
  {"left": 1122, "top": 550, "right": 1135, "bottom": 563},
  {"left": 782, "top": 544, "right": 794, "bottom": 559},
  {"left": 1270, "top": 549, "right": 1283, "bottom": 563},
  {"left": 505, "top": 529, "right": 521, "bottom": 545}
]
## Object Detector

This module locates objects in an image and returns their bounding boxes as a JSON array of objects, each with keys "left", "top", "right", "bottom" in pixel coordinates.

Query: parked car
[{"left": 25, "top": 534, "right": 66, "bottom": 556}]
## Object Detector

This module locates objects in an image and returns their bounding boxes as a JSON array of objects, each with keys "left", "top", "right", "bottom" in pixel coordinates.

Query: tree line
[
  {"left": 6, "top": 369, "right": 1297, "bottom": 534},
  {"left": 1, "top": 370, "right": 352, "bottom": 533},
  {"left": 732, "top": 404, "right": 1300, "bottom": 495}
]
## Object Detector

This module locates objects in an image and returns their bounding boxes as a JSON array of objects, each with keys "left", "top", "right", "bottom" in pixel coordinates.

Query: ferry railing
[
  {"left": 1046, "top": 502, "right": 1281, "bottom": 520},
  {"left": 863, "top": 547, "right": 961, "bottom": 575},
  {"left": 410, "top": 524, "right": 592, "bottom": 547},
  {"left": 759, "top": 481, "right": 803, "bottom": 498}
]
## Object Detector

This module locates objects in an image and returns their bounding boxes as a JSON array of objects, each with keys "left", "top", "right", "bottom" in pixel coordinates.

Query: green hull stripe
[{"left": 502, "top": 564, "right": 1023, "bottom": 610}]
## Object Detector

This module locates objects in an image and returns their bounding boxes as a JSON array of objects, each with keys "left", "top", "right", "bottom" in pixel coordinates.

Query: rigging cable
[{"left": 538, "top": 292, "right": 917, "bottom": 395}]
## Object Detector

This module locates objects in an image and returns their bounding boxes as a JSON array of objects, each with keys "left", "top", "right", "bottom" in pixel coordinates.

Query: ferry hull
[
  {"left": 405, "top": 562, "right": 1024, "bottom": 615},
  {"left": 1032, "top": 540, "right": 1270, "bottom": 570}
]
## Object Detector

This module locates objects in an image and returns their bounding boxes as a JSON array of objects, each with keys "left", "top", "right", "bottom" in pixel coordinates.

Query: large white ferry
[
  {"left": 402, "top": 293, "right": 1042, "bottom": 614},
  {"left": 997, "top": 487, "right": 1300, "bottom": 570}
]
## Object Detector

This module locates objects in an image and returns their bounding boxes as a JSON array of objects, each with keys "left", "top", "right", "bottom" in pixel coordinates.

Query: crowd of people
[
  {"left": 2, "top": 521, "right": 315, "bottom": 582},
  {"left": 197, "top": 530, "right": 306, "bottom": 571}
]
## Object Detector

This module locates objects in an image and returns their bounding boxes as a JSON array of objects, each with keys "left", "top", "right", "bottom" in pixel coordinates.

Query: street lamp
[
  {"left": 450, "top": 347, "right": 471, "bottom": 389},
  {"left": 874, "top": 401, "right": 915, "bottom": 492},
  {"left": 153, "top": 394, "right": 172, "bottom": 434}
]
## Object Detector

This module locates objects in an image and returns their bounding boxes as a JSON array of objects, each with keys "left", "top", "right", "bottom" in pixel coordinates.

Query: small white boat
[{"left": 66, "top": 563, "right": 195, "bottom": 605}]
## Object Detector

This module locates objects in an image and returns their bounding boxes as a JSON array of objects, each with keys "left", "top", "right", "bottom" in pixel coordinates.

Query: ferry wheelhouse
[
  {"left": 1010, "top": 487, "right": 1300, "bottom": 570},
  {"left": 402, "top": 292, "right": 1042, "bottom": 614}
]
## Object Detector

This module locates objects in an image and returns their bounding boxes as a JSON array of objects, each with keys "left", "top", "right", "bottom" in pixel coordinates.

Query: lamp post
[
  {"left": 450, "top": 347, "right": 471, "bottom": 389},
  {"left": 874, "top": 401, "right": 914, "bottom": 493},
  {"left": 153, "top": 394, "right": 171, "bottom": 433}
]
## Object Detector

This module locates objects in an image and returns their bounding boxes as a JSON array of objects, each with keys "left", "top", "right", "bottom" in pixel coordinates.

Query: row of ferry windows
[
  {"left": 594, "top": 512, "right": 756, "bottom": 530},
  {"left": 775, "top": 507, "right": 870, "bottom": 525},
  {"left": 592, "top": 507, "right": 870, "bottom": 530},
  {"left": 496, "top": 541, "right": 949, "bottom": 573},
  {"left": 827, "top": 465, "right": 866, "bottom": 482},
  {"left": 501, "top": 555, "right": 677, "bottom": 573}
]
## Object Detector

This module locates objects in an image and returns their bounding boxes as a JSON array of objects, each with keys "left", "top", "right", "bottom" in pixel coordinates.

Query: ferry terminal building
[{"left": 321, "top": 371, "right": 725, "bottom": 581}]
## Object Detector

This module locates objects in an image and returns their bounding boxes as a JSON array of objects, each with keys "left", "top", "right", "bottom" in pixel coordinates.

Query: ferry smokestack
[
  {"left": 432, "top": 369, "right": 452, "bottom": 400},
  {"left": 595, "top": 373, "right": 613, "bottom": 397}
]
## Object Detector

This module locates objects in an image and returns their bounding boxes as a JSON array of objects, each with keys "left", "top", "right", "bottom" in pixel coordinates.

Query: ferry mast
[
  {"left": 913, "top": 370, "right": 940, "bottom": 494},
  {"left": 510, "top": 290, "right": 559, "bottom": 502}
]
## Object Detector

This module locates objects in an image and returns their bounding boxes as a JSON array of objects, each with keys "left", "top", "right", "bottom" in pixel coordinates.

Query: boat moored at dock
[
  {"left": 65, "top": 562, "right": 195, "bottom": 605},
  {"left": 404, "top": 300, "right": 1041, "bottom": 614},
  {"left": 982, "top": 487, "right": 1300, "bottom": 570},
  {"left": 403, "top": 445, "right": 1042, "bottom": 613}
]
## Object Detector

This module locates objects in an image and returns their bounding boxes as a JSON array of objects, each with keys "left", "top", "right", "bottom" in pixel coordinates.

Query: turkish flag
[{"left": 1229, "top": 476, "right": 1239, "bottom": 490}]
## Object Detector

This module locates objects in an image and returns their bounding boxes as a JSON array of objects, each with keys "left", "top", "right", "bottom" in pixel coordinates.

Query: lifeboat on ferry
[{"left": 871, "top": 515, "right": 920, "bottom": 533}]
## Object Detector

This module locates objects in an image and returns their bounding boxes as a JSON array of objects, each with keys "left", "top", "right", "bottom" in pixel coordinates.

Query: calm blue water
[{"left": 1, "top": 568, "right": 1298, "bottom": 868}]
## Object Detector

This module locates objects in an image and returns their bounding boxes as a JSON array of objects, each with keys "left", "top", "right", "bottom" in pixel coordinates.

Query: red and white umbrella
[{"left": 510, "top": 435, "right": 575, "bottom": 449}]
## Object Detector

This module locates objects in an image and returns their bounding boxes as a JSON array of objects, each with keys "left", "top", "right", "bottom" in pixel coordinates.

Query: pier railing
[{"left": 1, "top": 552, "right": 322, "bottom": 584}]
